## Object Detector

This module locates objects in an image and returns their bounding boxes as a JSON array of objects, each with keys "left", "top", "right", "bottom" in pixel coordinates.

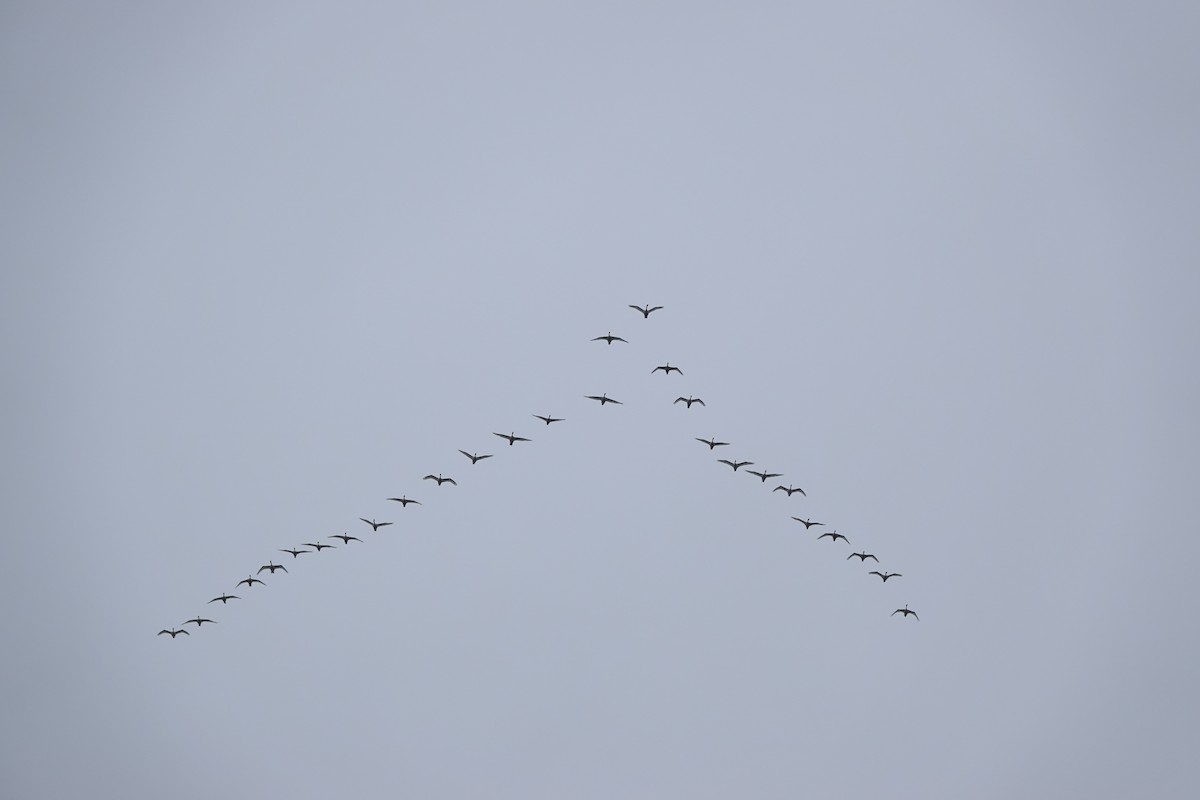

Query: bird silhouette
[
  {"left": 330, "top": 533, "right": 362, "bottom": 544},
  {"left": 208, "top": 593, "right": 239, "bottom": 604},
  {"left": 847, "top": 551, "right": 879, "bottom": 562},
  {"left": 870, "top": 571, "right": 902, "bottom": 582},
  {"left": 652, "top": 363, "right": 683, "bottom": 375},
  {"left": 533, "top": 414, "right": 564, "bottom": 425},
  {"left": 773, "top": 484, "right": 806, "bottom": 496},
  {"left": 359, "top": 518, "right": 393, "bottom": 531},
  {"left": 493, "top": 432, "right": 530, "bottom": 446},
  {"left": 892, "top": 605, "right": 919, "bottom": 620},
  {"left": 387, "top": 496, "right": 421, "bottom": 506},
  {"left": 585, "top": 393, "right": 622, "bottom": 405},
  {"left": 629, "top": 304, "right": 663, "bottom": 318},
  {"left": 237, "top": 575, "right": 266, "bottom": 588},
  {"left": 184, "top": 615, "right": 216, "bottom": 627},
  {"left": 818, "top": 531, "right": 850, "bottom": 544},
  {"left": 303, "top": 541, "right": 337, "bottom": 550},
  {"left": 592, "top": 331, "right": 627, "bottom": 344},
  {"left": 746, "top": 469, "right": 782, "bottom": 483},
  {"left": 674, "top": 396, "right": 705, "bottom": 408},
  {"left": 792, "top": 517, "right": 824, "bottom": 529},
  {"left": 718, "top": 459, "right": 754, "bottom": 471},
  {"left": 423, "top": 474, "right": 457, "bottom": 485},
  {"left": 258, "top": 561, "right": 287, "bottom": 574},
  {"left": 280, "top": 548, "right": 311, "bottom": 558},
  {"left": 696, "top": 437, "right": 729, "bottom": 449},
  {"left": 158, "top": 628, "right": 189, "bottom": 638},
  {"left": 458, "top": 450, "right": 493, "bottom": 464}
]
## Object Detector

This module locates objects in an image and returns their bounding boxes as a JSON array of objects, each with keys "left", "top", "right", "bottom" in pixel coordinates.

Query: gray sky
[{"left": 3, "top": 2, "right": 1198, "bottom": 798}]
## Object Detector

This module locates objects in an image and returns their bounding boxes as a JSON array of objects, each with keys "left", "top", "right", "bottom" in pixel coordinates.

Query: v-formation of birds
[{"left": 159, "top": 302, "right": 919, "bottom": 638}]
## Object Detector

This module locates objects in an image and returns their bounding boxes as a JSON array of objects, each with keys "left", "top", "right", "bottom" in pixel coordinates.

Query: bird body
[
  {"left": 585, "top": 394, "right": 622, "bottom": 405},
  {"left": 423, "top": 474, "right": 457, "bottom": 485},
  {"left": 652, "top": 363, "right": 683, "bottom": 375},
  {"left": 493, "top": 432, "right": 530, "bottom": 446},
  {"left": 674, "top": 396, "right": 705, "bottom": 408},
  {"left": 592, "top": 331, "right": 627, "bottom": 344},
  {"left": 629, "top": 304, "right": 663, "bottom": 318},
  {"left": 459, "top": 450, "right": 493, "bottom": 464},
  {"left": 892, "top": 605, "right": 919, "bottom": 620},
  {"left": 747, "top": 469, "right": 782, "bottom": 483},
  {"left": 718, "top": 459, "right": 754, "bottom": 471},
  {"left": 360, "top": 518, "right": 393, "bottom": 531},
  {"left": 774, "top": 484, "right": 806, "bottom": 496}
]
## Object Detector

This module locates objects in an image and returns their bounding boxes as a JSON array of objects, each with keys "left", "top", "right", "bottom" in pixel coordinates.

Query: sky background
[{"left": 2, "top": 2, "right": 1198, "bottom": 798}]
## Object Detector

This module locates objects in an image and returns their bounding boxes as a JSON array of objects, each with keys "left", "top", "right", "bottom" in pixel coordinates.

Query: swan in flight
[{"left": 629, "top": 304, "right": 663, "bottom": 318}]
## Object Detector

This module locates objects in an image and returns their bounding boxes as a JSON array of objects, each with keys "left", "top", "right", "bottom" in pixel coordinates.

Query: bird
[
  {"left": 303, "top": 541, "right": 337, "bottom": 550},
  {"left": 237, "top": 575, "right": 266, "bottom": 588},
  {"left": 585, "top": 393, "right": 622, "bottom": 405},
  {"left": 592, "top": 331, "right": 627, "bottom": 345},
  {"left": 774, "top": 484, "right": 806, "bottom": 496},
  {"left": 493, "top": 432, "right": 530, "bottom": 446},
  {"left": 458, "top": 450, "right": 493, "bottom": 464},
  {"left": 360, "top": 518, "right": 392, "bottom": 531},
  {"left": 208, "top": 593, "right": 239, "bottom": 604},
  {"left": 423, "top": 474, "right": 457, "bottom": 485},
  {"left": 652, "top": 363, "right": 683, "bottom": 375},
  {"left": 158, "top": 628, "right": 189, "bottom": 638},
  {"left": 184, "top": 615, "right": 216, "bottom": 627},
  {"left": 533, "top": 414, "right": 564, "bottom": 425},
  {"left": 330, "top": 533, "right": 362, "bottom": 544},
  {"left": 674, "top": 396, "right": 705, "bottom": 408},
  {"left": 847, "top": 551, "right": 879, "bottom": 562},
  {"left": 818, "top": 530, "right": 849, "bottom": 544},
  {"left": 892, "top": 605, "right": 919, "bottom": 620},
  {"left": 746, "top": 469, "right": 783, "bottom": 483},
  {"left": 387, "top": 496, "right": 421, "bottom": 506},
  {"left": 630, "top": 303, "right": 663, "bottom": 318},
  {"left": 870, "top": 571, "right": 902, "bottom": 582},
  {"left": 258, "top": 561, "right": 288, "bottom": 574},
  {"left": 792, "top": 517, "right": 824, "bottom": 529},
  {"left": 695, "top": 437, "right": 729, "bottom": 449},
  {"left": 280, "top": 548, "right": 311, "bottom": 558},
  {"left": 718, "top": 458, "right": 754, "bottom": 471}
]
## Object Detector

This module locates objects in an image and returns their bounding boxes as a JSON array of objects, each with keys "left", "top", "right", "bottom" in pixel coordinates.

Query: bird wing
[
  {"left": 675, "top": 397, "right": 686, "bottom": 404},
  {"left": 158, "top": 629, "right": 171, "bottom": 635},
  {"left": 773, "top": 486, "right": 787, "bottom": 493},
  {"left": 280, "top": 565, "right": 288, "bottom": 572},
  {"left": 819, "top": 533, "right": 833, "bottom": 539},
  {"left": 423, "top": 474, "right": 437, "bottom": 480},
  {"left": 514, "top": 436, "right": 529, "bottom": 442},
  {"left": 867, "top": 555, "right": 878, "bottom": 562},
  {"left": 628, "top": 304, "right": 645, "bottom": 312},
  {"left": 717, "top": 459, "right": 734, "bottom": 467},
  {"left": 359, "top": 517, "right": 372, "bottom": 525},
  {"left": 445, "top": 478, "right": 457, "bottom": 485},
  {"left": 378, "top": 521, "right": 393, "bottom": 527},
  {"left": 649, "top": 306, "right": 663, "bottom": 313},
  {"left": 652, "top": 366, "right": 664, "bottom": 373},
  {"left": 869, "top": 571, "right": 884, "bottom": 578},
  {"left": 256, "top": 566, "right": 268, "bottom": 573},
  {"left": 912, "top": 612, "right": 919, "bottom": 620},
  {"left": 695, "top": 399, "right": 705, "bottom": 405},
  {"left": 891, "top": 609, "right": 902, "bottom": 616}
]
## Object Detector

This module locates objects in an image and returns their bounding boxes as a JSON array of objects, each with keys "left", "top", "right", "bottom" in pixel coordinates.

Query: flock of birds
[{"left": 158, "top": 302, "right": 920, "bottom": 639}]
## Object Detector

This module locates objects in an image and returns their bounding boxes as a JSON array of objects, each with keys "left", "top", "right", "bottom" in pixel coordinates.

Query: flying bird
[
  {"left": 330, "top": 533, "right": 362, "bottom": 544},
  {"left": 387, "top": 496, "right": 421, "bottom": 506},
  {"left": 158, "top": 628, "right": 189, "bottom": 638},
  {"left": 208, "top": 594, "right": 239, "bottom": 604},
  {"left": 493, "top": 432, "right": 530, "bottom": 446},
  {"left": 237, "top": 575, "right": 266, "bottom": 588},
  {"left": 585, "top": 393, "right": 622, "bottom": 405},
  {"left": 592, "top": 331, "right": 627, "bottom": 345},
  {"left": 303, "top": 541, "right": 337, "bottom": 550},
  {"left": 870, "top": 571, "right": 902, "bottom": 582},
  {"left": 533, "top": 414, "right": 564, "bottom": 425},
  {"left": 792, "top": 517, "right": 824, "bottom": 529},
  {"left": 892, "top": 605, "right": 919, "bottom": 620},
  {"left": 774, "top": 484, "right": 806, "bottom": 496},
  {"left": 629, "top": 304, "right": 664, "bottom": 318},
  {"left": 652, "top": 363, "right": 683, "bottom": 375},
  {"left": 184, "top": 616, "right": 216, "bottom": 627},
  {"left": 423, "top": 474, "right": 457, "bottom": 485},
  {"left": 695, "top": 437, "right": 729, "bottom": 449},
  {"left": 818, "top": 530, "right": 850, "bottom": 544},
  {"left": 459, "top": 450, "right": 493, "bottom": 464},
  {"left": 258, "top": 561, "right": 288, "bottom": 574},
  {"left": 359, "top": 518, "right": 393, "bottom": 531},
  {"left": 847, "top": 551, "right": 879, "bottom": 562},
  {"left": 718, "top": 459, "right": 754, "bottom": 471},
  {"left": 280, "top": 548, "right": 311, "bottom": 558},
  {"left": 746, "top": 469, "right": 783, "bottom": 483},
  {"left": 674, "top": 396, "right": 705, "bottom": 408}
]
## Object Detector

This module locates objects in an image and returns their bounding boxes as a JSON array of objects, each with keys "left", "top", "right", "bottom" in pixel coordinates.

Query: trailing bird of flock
[{"left": 159, "top": 302, "right": 920, "bottom": 639}]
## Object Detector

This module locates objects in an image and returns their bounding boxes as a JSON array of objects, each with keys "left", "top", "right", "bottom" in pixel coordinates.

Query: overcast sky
[{"left": 3, "top": 2, "right": 1198, "bottom": 798}]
